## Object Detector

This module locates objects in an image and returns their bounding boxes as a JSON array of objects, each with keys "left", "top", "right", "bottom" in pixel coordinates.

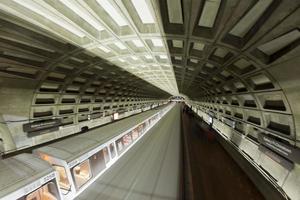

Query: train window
[
  {"left": 116, "top": 138, "right": 124, "bottom": 153},
  {"left": 89, "top": 150, "right": 106, "bottom": 175},
  {"left": 109, "top": 143, "right": 116, "bottom": 159},
  {"left": 103, "top": 147, "right": 110, "bottom": 163},
  {"left": 72, "top": 160, "right": 92, "bottom": 189},
  {"left": 18, "top": 181, "right": 60, "bottom": 200},
  {"left": 138, "top": 123, "right": 145, "bottom": 134},
  {"left": 122, "top": 134, "right": 132, "bottom": 147},
  {"left": 53, "top": 165, "right": 70, "bottom": 191},
  {"left": 132, "top": 128, "right": 139, "bottom": 140}
]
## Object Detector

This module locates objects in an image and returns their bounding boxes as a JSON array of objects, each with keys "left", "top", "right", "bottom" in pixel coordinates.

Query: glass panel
[
  {"left": 123, "top": 134, "right": 132, "bottom": 147},
  {"left": 53, "top": 165, "right": 70, "bottom": 191},
  {"left": 116, "top": 138, "right": 124, "bottom": 153},
  {"left": 103, "top": 147, "right": 110, "bottom": 163},
  {"left": 132, "top": 128, "right": 139, "bottom": 140},
  {"left": 89, "top": 150, "right": 106, "bottom": 175},
  {"left": 72, "top": 160, "right": 92, "bottom": 189},
  {"left": 109, "top": 143, "right": 116, "bottom": 159},
  {"left": 21, "top": 181, "right": 60, "bottom": 200}
]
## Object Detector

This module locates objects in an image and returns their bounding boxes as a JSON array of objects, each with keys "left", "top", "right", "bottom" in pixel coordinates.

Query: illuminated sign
[
  {"left": 23, "top": 119, "right": 61, "bottom": 137},
  {"left": 258, "top": 133, "right": 300, "bottom": 164},
  {"left": 113, "top": 113, "right": 119, "bottom": 120}
]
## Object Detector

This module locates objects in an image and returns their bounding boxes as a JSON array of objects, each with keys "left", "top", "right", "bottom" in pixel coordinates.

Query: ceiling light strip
[
  {"left": 131, "top": 0, "right": 155, "bottom": 24},
  {"left": 96, "top": 0, "right": 128, "bottom": 26},
  {"left": 13, "top": 0, "right": 86, "bottom": 37},
  {"left": 60, "top": 0, "right": 103, "bottom": 31},
  {"left": 166, "top": 0, "right": 183, "bottom": 24},
  {"left": 198, "top": 0, "right": 221, "bottom": 28}
]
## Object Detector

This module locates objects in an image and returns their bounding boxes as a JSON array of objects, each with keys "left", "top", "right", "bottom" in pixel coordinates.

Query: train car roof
[
  {"left": 35, "top": 106, "right": 166, "bottom": 163},
  {"left": 0, "top": 153, "right": 53, "bottom": 198}
]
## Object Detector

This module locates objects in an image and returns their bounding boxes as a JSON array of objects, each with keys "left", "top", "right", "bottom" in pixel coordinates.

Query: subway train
[{"left": 0, "top": 103, "right": 174, "bottom": 200}]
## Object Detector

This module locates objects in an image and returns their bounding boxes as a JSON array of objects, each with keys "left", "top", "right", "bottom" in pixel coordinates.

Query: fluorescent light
[
  {"left": 151, "top": 39, "right": 163, "bottom": 47},
  {"left": 132, "top": 39, "right": 144, "bottom": 47},
  {"left": 131, "top": 0, "right": 155, "bottom": 24},
  {"left": 174, "top": 56, "right": 182, "bottom": 60},
  {"left": 229, "top": 0, "right": 273, "bottom": 37},
  {"left": 115, "top": 42, "right": 126, "bottom": 50},
  {"left": 60, "top": 0, "right": 103, "bottom": 31},
  {"left": 198, "top": 0, "right": 221, "bottom": 27},
  {"left": 193, "top": 42, "right": 205, "bottom": 51},
  {"left": 145, "top": 55, "right": 152, "bottom": 59},
  {"left": 119, "top": 58, "right": 125, "bottom": 62},
  {"left": 172, "top": 40, "right": 183, "bottom": 48},
  {"left": 98, "top": 46, "right": 110, "bottom": 53},
  {"left": 206, "top": 63, "right": 214, "bottom": 68},
  {"left": 167, "top": 0, "right": 183, "bottom": 24},
  {"left": 160, "top": 55, "right": 168, "bottom": 59},
  {"left": 257, "top": 29, "right": 300, "bottom": 55},
  {"left": 13, "top": 0, "right": 85, "bottom": 37},
  {"left": 131, "top": 56, "right": 138, "bottom": 60},
  {"left": 214, "top": 48, "right": 228, "bottom": 58},
  {"left": 190, "top": 58, "right": 198, "bottom": 63},
  {"left": 234, "top": 59, "right": 250, "bottom": 69},
  {"left": 96, "top": 0, "right": 128, "bottom": 26}
]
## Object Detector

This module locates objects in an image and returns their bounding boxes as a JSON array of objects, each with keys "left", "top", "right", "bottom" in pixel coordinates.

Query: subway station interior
[{"left": 0, "top": 0, "right": 299, "bottom": 199}]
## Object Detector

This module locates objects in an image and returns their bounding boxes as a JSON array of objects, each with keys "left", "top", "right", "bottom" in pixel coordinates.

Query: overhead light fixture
[
  {"left": 190, "top": 58, "right": 198, "bottom": 63},
  {"left": 229, "top": 0, "right": 273, "bottom": 37},
  {"left": 193, "top": 42, "right": 205, "bottom": 51},
  {"left": 132, "top": 39, "right": 144, "bottom": 47},
  {"left": 174, "top": 56, "right": 182, "bottom": 60},
  {"left": 131, "top": 56, "right": 138, "bottom": 60},
  {"left": 131, "top": 0, "right": 155, "bottom": 24},
  {"left": 167, "top": 0, "right": 183, "bottom": 24},
  {"left": 159, "top": 55, "right": 168, "bottom": 59},
  {"left": 145, "top": 55, "right": 152, "bottom": 59},
  {"left": 119, "top": 58, "right": 125, "bottom": 62},
  {"left": 257, "top": 29, "right": 300, "bottom": 55},
  {"left": 13, "top": 0, "right": 86, "bottom": 37},
  {"left": 172, "top": 40, "right": 183, "bottom": 48},
  {"left": 214, "top": 48, "right": 228, "bottom": 58},
  {"left": 98, "top": 46, "right": 110, "bottom": 53},
  {"left": 114, "top": 42, "right": 127, "bottom": 50},
  {"left": 96, "top": 0, "right": 128, "bottom": 26},
  {"left": 60, "top": 0, "right": 103, "bottom": 31},
  {"left": 198, "top": 0, "right": 221, "bottom": 28},
  {"left": 151, "top": 39, "right": 163, "bottom": 47}
]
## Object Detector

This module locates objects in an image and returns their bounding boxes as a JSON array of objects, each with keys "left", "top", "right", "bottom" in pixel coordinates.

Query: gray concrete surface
[{"left": 76, "top": 105, "right": 181, "bottom": 200}]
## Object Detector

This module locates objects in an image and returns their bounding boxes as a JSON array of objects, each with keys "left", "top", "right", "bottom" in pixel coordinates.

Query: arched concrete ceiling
[
  {"left": 158, "top": 0, "right": 300, "bottom": 148},
  {"left": 0, "top": 0, "right": 299, "bottom": 151}
]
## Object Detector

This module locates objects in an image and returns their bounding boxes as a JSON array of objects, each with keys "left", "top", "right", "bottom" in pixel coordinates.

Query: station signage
[
  {"left": 258, "top": 133, "right": 300, "bottom": 164},
  {"left": 208, "top": 111, "right": 215, "bottom": 118},
  {"left": 23, "top": 119, "right": 61, "bottom": 137},
  {"left": 90, "top": 112, "right": 103, "bottom": 119},
  {"left": 117, "top": 108, "right": 126, "bottom": 114},
  {"left": 222, "top": 117, "right": 236, "bottom": 128}
]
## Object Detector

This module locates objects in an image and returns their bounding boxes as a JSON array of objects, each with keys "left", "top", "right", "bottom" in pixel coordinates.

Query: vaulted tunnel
[{"left": 0, "top": 0, "right": 299, "bottom": 200}]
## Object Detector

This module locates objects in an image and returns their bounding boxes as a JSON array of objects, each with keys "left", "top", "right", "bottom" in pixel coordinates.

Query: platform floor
[
  {"left": 76, "top": 104, "right": 181, "bottom": 200},
  {"left": 182, "top": 108, "right": 265, "bottom": 200}
]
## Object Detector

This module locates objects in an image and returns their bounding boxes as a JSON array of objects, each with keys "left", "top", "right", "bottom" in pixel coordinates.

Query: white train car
[
  {"left": 34, "top": 103, "right": 174, "bottom": 200},
  {"left": 0, "top": 153, "right": 62, "bottom": 200}
]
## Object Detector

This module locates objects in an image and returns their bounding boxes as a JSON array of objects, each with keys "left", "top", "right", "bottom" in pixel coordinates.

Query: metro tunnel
[{"left": 0, "top": 0, "right": 299, "bottom": 200}]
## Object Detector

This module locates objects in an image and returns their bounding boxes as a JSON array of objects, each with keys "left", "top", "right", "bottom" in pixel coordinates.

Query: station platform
[
  {"left": 182, "top": 106, "right": 265, "bottom": 200},
  {"left": 74, "top": 104, "right": 267, "bottom": 200},
  {"left": 76, "top": 104, "right": 181, "bottom": 200}
]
